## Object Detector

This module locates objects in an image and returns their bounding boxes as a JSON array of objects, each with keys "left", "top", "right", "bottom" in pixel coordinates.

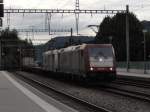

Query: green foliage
[
  {"left": 145, "top": 31, "right": 150, "bottom": 60},
  {"left": 0, "top": 28, "right": 34, "bottom": 69},
  {"left": 96, "top": 13, "right": 144, "bottom": 61}
]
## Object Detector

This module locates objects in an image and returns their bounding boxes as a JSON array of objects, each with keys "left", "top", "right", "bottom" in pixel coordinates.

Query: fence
[{"left": 117, "top": 61, "right": 150, "bottom": 74}]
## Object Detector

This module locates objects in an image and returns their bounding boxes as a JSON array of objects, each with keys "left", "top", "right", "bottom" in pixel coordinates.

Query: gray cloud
[{"left": 3, "top": 0, "right": 150, "bottom": 44}]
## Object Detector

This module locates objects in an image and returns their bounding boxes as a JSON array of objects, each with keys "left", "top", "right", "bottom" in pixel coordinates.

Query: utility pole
[
  {"left": 26, "top": 31, "right": 29, "bottom": 40},
  {"left": 75, "top": 0, "right": 80, "bottom": 35},
  {"left": 30, "top": 26, "right": 35, "bottom": 41},
  {"left": 143, "top": 29, "right": 147, "bottom": 74},
  {"left": 0, "top": 0, "right": 4, "bottom": 70},
  {"left": 70, "top": 28, "right": 73, "bottom": 45},
  {"left": 0, "top": 28, "right": 1, "bottom": 70},
  {"left": 71, "top": 28, "right": 73, "bottom": 37},
  {"left": 19, "top": 46, "right": 22, "bottom": 70},
  {"left": 126, "top": 5, "right": 130, "bottom": 72},
  {"left": 7, "top": 13, "right": 10, "bottom": 28},
  {"left": 48, "top": 13, "right": 52, "bottom": 35}
]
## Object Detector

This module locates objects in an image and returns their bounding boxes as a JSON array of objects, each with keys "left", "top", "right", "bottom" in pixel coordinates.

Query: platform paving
[{"left": 0, "top": 71, "right": 78, "bottom": 112}]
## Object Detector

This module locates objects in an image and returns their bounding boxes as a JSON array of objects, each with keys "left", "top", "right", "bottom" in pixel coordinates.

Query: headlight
[
  {"left": 90, "top": 67, "right": 94, "bottom": 71},
  {"left": 99, "top": 58, "right": 103, "bottom": 62},
  {"left": 109, "top": 67, "right": 113, "bottom": 71}
]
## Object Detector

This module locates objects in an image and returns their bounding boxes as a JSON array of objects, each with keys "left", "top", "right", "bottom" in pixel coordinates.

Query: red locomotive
[{"left": 43, "top": 44, "right": 116, "bottom": 81}]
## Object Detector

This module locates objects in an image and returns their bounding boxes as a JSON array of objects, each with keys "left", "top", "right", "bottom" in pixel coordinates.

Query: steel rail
[
  {"left": 102, "top": 85, "right": 150, "bottom": 102},
  {"left": 14, "top": 72, "right": 112, "bottom": 112},
  {"left": 16, "top": 68, "right": 150, "bottom": 103},
  {"left": 113, "top": 79, "right": 150, "bottom": 89}
]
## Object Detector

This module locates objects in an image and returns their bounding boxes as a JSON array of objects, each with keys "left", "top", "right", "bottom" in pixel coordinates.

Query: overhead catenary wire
[{"left": 4, "top": 0, "right": 150, "bottom": 44}]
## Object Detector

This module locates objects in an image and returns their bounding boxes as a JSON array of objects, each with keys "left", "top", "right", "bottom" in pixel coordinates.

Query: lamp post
[
  {"left": 0, "top": 28, "right": 1, "bottom": 70},
  {"left": 126, "top": 5, "right": 130, "bottom": 72},
  {"left": 142, "top": 29, "right": 147, "bottom": 74},
  {"left": 17, "top": 47, "right": 22, "bottom": 70}
]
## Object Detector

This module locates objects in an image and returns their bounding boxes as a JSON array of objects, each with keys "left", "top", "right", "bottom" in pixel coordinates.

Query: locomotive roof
[
  {"left": 60, "top": 44, "right": 87, "bottom": 52},
  {"left": 43, "top": 44, "right": 112, "bottom": 54}
]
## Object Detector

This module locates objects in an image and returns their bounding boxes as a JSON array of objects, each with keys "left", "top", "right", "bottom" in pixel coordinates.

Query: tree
[
  {"left": 96, "top": 13, "right": 143, "bottom": 61},
  {"left": 0, "top": 28, "right": 34, "bottom": 69},
  {"left": 145, "top": 31, "right": 150, "bottom": 60},
  {"left": 95, "top": 16, "right": 112, "bottom": 43}
]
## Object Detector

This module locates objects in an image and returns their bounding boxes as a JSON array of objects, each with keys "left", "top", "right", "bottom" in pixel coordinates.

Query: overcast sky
[{"left": 3, "top": 0, "right": 150, "bottom": 44}]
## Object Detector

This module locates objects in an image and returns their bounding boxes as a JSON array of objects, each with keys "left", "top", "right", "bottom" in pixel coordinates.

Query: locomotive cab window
[
  {"left": 88, "top": 47, "right": 114, "bottom": 67},
  {"left": 81, "top": 50, "right": 83, "bottom": 57}
]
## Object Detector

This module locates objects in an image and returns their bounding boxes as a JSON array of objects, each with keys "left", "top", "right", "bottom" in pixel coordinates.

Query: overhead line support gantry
[
  {"left": 4, "top": 8, "right": 126, "bottom": 35},
  {"left": 4, "top": 9, "right": 126, "bottom": 14}
]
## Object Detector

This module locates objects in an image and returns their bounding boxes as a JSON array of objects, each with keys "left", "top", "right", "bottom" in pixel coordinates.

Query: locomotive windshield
[{"left": 88, "top": 47, "right": 114, "bottom": 67}]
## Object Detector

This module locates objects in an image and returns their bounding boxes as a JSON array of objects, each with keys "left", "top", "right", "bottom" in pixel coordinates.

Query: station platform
[{"left": 0, "top": 71, "right": 77, "bottom": 112}]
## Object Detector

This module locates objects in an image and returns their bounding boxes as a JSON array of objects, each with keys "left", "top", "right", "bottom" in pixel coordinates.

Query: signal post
[{"left": 0, "top": 0, "right": 4, "bottom": 69}]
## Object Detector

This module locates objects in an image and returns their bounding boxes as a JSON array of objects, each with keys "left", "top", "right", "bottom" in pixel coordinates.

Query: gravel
[
  {"left": 15, "top": 71, "right": 150, "bottom": 112},
  {"left": 108, "top": 82, "right": 150, "bottom": 95}
]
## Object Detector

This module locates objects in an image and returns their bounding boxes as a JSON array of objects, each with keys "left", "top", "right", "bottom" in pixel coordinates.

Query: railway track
[
  {"left": 14, "top": 72, "right": 112, "bottom": 112},
  {"left": 102, "top": 84, "right": 150, "bottom": 102},
  {"left": 13, "top": 71, "right": 150, "bottom": 112},
  {"left": 113, "top": 79, "right": 150, "bottom": 89}
]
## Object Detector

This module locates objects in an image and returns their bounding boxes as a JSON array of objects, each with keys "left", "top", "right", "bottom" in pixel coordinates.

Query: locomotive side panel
[
  {"left": 49, "top": 53, "right": 52, "bottom": 71},
  {"left": 69, "top": 48, "right": 86, "bottom": 76},
  {"left": 43, "top": 53, "right": 49, "bottom": 71},
  {"left": 59, "top": 52, "right": 63, "bottom": 72},
  {"left": 59, "top": 52, "right": 68, "bottom": 73},
  {"left": 67, "top": 51, "right": 73, "bottom": 73},
  {"left": 71, "top": 51, "right": 79, "bottom": 74},
  {"left": 54, "top": 53, "right": 58, "bottom": 72},
  {"left": 79, "top": 50, "right": 86, "bottom": 75},
  {"left": 69, "top": 51, "right": 73, "bottom": 73}
]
